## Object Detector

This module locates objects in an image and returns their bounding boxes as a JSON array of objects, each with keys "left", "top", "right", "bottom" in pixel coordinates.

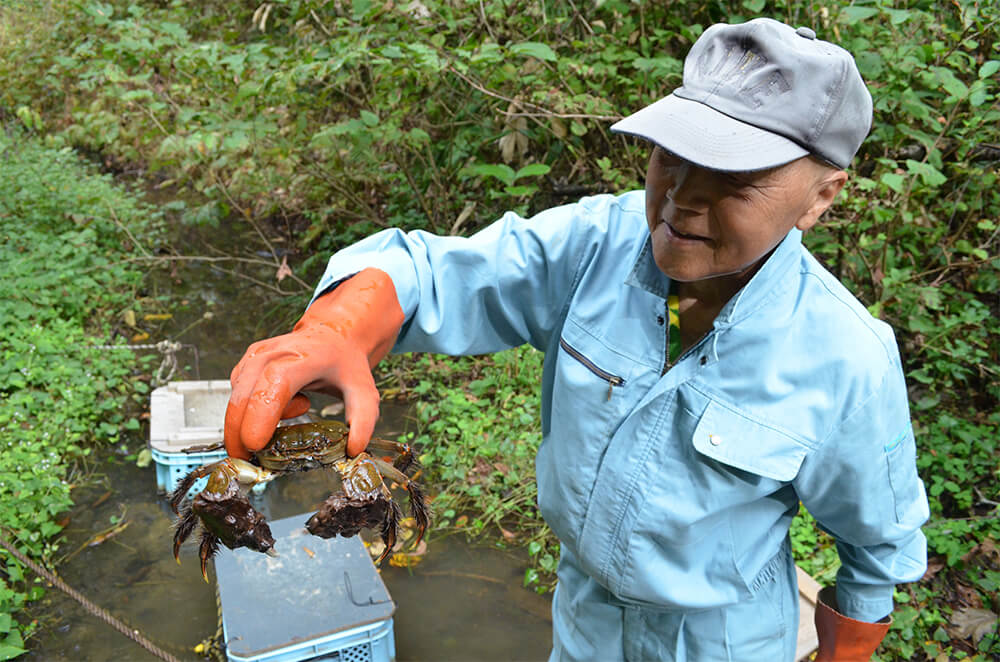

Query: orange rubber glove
[
  {"left": 814, "top": 586, "right": 891, "bottom": 662},
  {"left": 224, "top": 267, "right": 405, "bottom": 460}
]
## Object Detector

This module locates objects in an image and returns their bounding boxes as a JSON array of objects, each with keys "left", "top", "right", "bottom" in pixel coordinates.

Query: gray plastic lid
[{"left": 215, "top": 514, "right": 395, "bottom": 658}]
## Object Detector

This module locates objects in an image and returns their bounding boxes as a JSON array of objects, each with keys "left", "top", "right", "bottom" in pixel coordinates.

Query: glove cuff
[{"left": 814, "top": 586, "right": 891, "bottom": 662}]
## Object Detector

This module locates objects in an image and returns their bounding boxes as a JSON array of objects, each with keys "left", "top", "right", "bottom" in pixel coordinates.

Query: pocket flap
[{"left": 691, "top": 400, "right": 809, "bottom": 481}]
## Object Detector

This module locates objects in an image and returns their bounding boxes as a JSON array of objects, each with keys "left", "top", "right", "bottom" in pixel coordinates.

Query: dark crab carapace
[{"left": 169, "top": 420, "right": 430, "bottom": 576}]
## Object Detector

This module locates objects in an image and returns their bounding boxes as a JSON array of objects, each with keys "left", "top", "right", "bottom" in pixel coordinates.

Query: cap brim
[{"left": 610, "top": 94, "right": 809, "bottom": 172}]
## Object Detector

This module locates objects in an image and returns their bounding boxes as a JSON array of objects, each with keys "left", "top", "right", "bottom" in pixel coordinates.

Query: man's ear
[{"left": 796, "top": 168, "right": 848, "bottom": 232}]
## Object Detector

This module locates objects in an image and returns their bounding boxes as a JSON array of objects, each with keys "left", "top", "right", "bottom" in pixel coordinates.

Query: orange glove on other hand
[
  {"left": 224, "top": 267, "right": 405, "bottom": 460},
  {"left": 814, "top": 586, "right": 892, "bottom": 662}
]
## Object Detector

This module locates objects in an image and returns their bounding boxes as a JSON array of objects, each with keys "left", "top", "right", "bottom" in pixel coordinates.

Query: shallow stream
[{"left": 25, "top": 211, "right": 553, "bottom": 661}]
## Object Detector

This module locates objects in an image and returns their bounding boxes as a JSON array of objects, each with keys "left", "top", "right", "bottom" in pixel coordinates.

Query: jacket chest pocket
[
  {"left": 551, "top": 320, "right": 632, "bottom": 425},
  {"left": 690, "top": 398, "right": 811, "bottom": 482}
]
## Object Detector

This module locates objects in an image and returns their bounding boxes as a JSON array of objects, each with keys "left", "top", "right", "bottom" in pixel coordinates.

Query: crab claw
[
  {"left": 173, "top": 501, "right": 200, "bottom": 563},
  {"left": 199, "top": 530, "right": 220, "bottom": 583}
]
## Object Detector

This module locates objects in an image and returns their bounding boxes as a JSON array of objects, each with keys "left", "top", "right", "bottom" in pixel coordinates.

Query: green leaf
[
  {"left": 466, "top": 163, "right": 516, "bottom": 186},
  {"left": 505, "top": 184, "right": 538, "bottom": 196},
  {"left": 234, "top": 81, "right": 262, "bottom": 104},
  {"left": 360, "top": 110, "right": 379, "bottom": 127},
  {"left": 979, "top": 60, "right": 1000, "bottom": 79},
  {"left": 0, "top": 643, "right": 27, "bottom": 660},
  {"left": 514, "top": 163, "right": 551, "bottom": 180},
  {"left": 880, "top": 172, "right": 905, "bottom": 193},
  {"left": 883, "top": 8, "right": 911, "bottom": 25},
  {"left": 0, "top": 614, "right": 10, "bottom": 635},
  {"left": 841, "top": 6, "right": 879, "bottom": 23},
  {"left": 933, "top": 67, "right": 969, "bottom": 100},
  {"left": 509, "top": 42, "right": 558, "bottom": 62},
  {"left": 905, "top": 160, "right": 946, "bottom": 188}
]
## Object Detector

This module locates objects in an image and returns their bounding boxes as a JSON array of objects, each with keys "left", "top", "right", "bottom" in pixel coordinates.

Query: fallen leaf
[
  {"left": 367, "top": 540, "right": 386, "bottom": 560},
  {"left": 90, "top": 491, "right": 112, "bottom": 508},
  {"left": 123, "top": 310, "right": 137, "bottom": 327},
  {"left": 135, "top": 448, "right": 152, "bottom": 469},
  {"left": 953, "top": 581, "right": 983, "bottom": 609},
  {"left": 275, "top": 256, "right": 292, "bottom": 282},
  {"left": 923, "top": 556, "right": 946, "bottom": 580},
  {"left": 499, "top": 526, "right": 517, "bottom": 542},
  {"left": 948, "top": 607, "right": 998, "bottom": 644}
]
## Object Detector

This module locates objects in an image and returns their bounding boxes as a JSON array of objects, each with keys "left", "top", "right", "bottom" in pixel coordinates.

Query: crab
[{"left": 169, "top": 420, "right": 429, "bottom": 580}]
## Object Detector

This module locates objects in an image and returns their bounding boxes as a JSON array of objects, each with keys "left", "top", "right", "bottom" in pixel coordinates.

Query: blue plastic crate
[
  {"left": 216, "top": 515, "right": 396, "bottom": 662},
  {"left": 151, "top": 446, "right": 227, "bottom": 495},
  {"left": 225, "top": 618, "right": 394, "bottom": 662}
]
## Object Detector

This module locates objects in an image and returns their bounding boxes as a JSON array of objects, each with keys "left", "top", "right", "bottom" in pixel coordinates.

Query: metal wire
[{"left": 92, "top": 340, "right": 201, "bottom": 384}]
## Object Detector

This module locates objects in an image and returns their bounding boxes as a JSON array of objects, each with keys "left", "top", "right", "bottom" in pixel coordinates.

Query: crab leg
[
  {"left": 375, "top": 499, "right": 404, "bottom": 566},
  {"left": 369, "top": 457, "right": 430, "bottom": 546},
  {"left": 169, "top": 462, "right": 224, "bottom": 513},
  {"left": 366, "top": 438, "right": 420, "bottom": 473},
  {"left": 173, "top": 501, "right": 200, "bottom": 563},
  {"left": 198, "top": 530, "right": 221, "bottom": 583}
]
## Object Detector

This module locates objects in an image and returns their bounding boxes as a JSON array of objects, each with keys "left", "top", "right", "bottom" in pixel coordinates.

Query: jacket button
[{"left": 709, "top": 434, "right": 722, "bottom": 446}]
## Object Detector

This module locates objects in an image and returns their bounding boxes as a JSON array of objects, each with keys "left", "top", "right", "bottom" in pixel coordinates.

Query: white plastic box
[{"left": 149, "top": 380, "right": 231, "bottom": 494}]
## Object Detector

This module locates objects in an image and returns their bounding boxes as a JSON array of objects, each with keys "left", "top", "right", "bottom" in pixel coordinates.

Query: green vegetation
[
  {"left": 1, "top": 0, "right": 997, "bottom": 659},
  {"left": 391, "top": 348, "right": 557, "bottom": 591},
  {"left": 0, "top": 129, "right": 163, "bottom": 658}
]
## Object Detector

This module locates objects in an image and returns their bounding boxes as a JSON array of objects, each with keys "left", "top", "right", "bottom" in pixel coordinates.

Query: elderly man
[{"left": 224, "top": 18, "right": 928, "bottom": 661}]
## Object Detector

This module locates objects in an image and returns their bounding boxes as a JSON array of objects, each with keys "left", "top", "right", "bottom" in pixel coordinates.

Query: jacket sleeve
[
  {"left": 793, "top": 351, "right": 930, "bottom": 623},
  {"left": 309, "top": 197, "right": 617, "bottom": 355}
]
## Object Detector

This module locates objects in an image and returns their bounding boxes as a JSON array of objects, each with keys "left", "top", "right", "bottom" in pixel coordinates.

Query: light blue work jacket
[{"left": 313, "top": 191, "right": 929, "bottom": 657}]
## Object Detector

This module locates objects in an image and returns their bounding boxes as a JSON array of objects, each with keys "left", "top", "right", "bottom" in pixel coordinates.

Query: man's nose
[{"left": 669, "top": 163, "right": 711, "bottom": 212}]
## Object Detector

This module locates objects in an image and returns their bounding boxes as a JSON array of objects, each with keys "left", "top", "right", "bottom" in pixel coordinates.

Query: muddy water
[{"left": 26, "top": 215, "right": 553, "bottom": 661}]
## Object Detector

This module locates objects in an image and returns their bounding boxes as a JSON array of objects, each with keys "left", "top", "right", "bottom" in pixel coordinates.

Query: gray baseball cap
[{"left": 611, "top": 18, "right": 873, "bottom": 171}]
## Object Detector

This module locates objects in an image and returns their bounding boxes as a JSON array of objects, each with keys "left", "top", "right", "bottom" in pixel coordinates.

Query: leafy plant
[
  {"left": 388, "top": 346, "right": 559, "bottom": 592},
  {"left": 0, "top": 126, "right": 162, "bottom": 657}
]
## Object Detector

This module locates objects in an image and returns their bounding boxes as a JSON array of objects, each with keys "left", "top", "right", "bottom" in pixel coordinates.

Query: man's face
[{"left": 644, "top": 146, "right": 835, "bottom": 284}]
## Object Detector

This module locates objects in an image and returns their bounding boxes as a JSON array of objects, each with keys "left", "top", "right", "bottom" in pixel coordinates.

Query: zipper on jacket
[{"left": 559, "top": 337, "right": 625, "bottom": 400}]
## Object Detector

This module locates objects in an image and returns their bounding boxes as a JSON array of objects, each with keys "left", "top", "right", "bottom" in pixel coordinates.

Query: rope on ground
[
  {"left": 0, "top": 532, "right": 184, "bottom": 662},
  {"left": 93, "top": 340, "right": 201, "bottom": 385},
  {"left": 193, "top": 588, "right": 227, "bottom": 662}
]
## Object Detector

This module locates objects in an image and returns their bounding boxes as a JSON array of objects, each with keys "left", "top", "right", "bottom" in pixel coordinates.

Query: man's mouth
[{"left": 664, "top": 221, "right": 709, "bottom": 241}]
